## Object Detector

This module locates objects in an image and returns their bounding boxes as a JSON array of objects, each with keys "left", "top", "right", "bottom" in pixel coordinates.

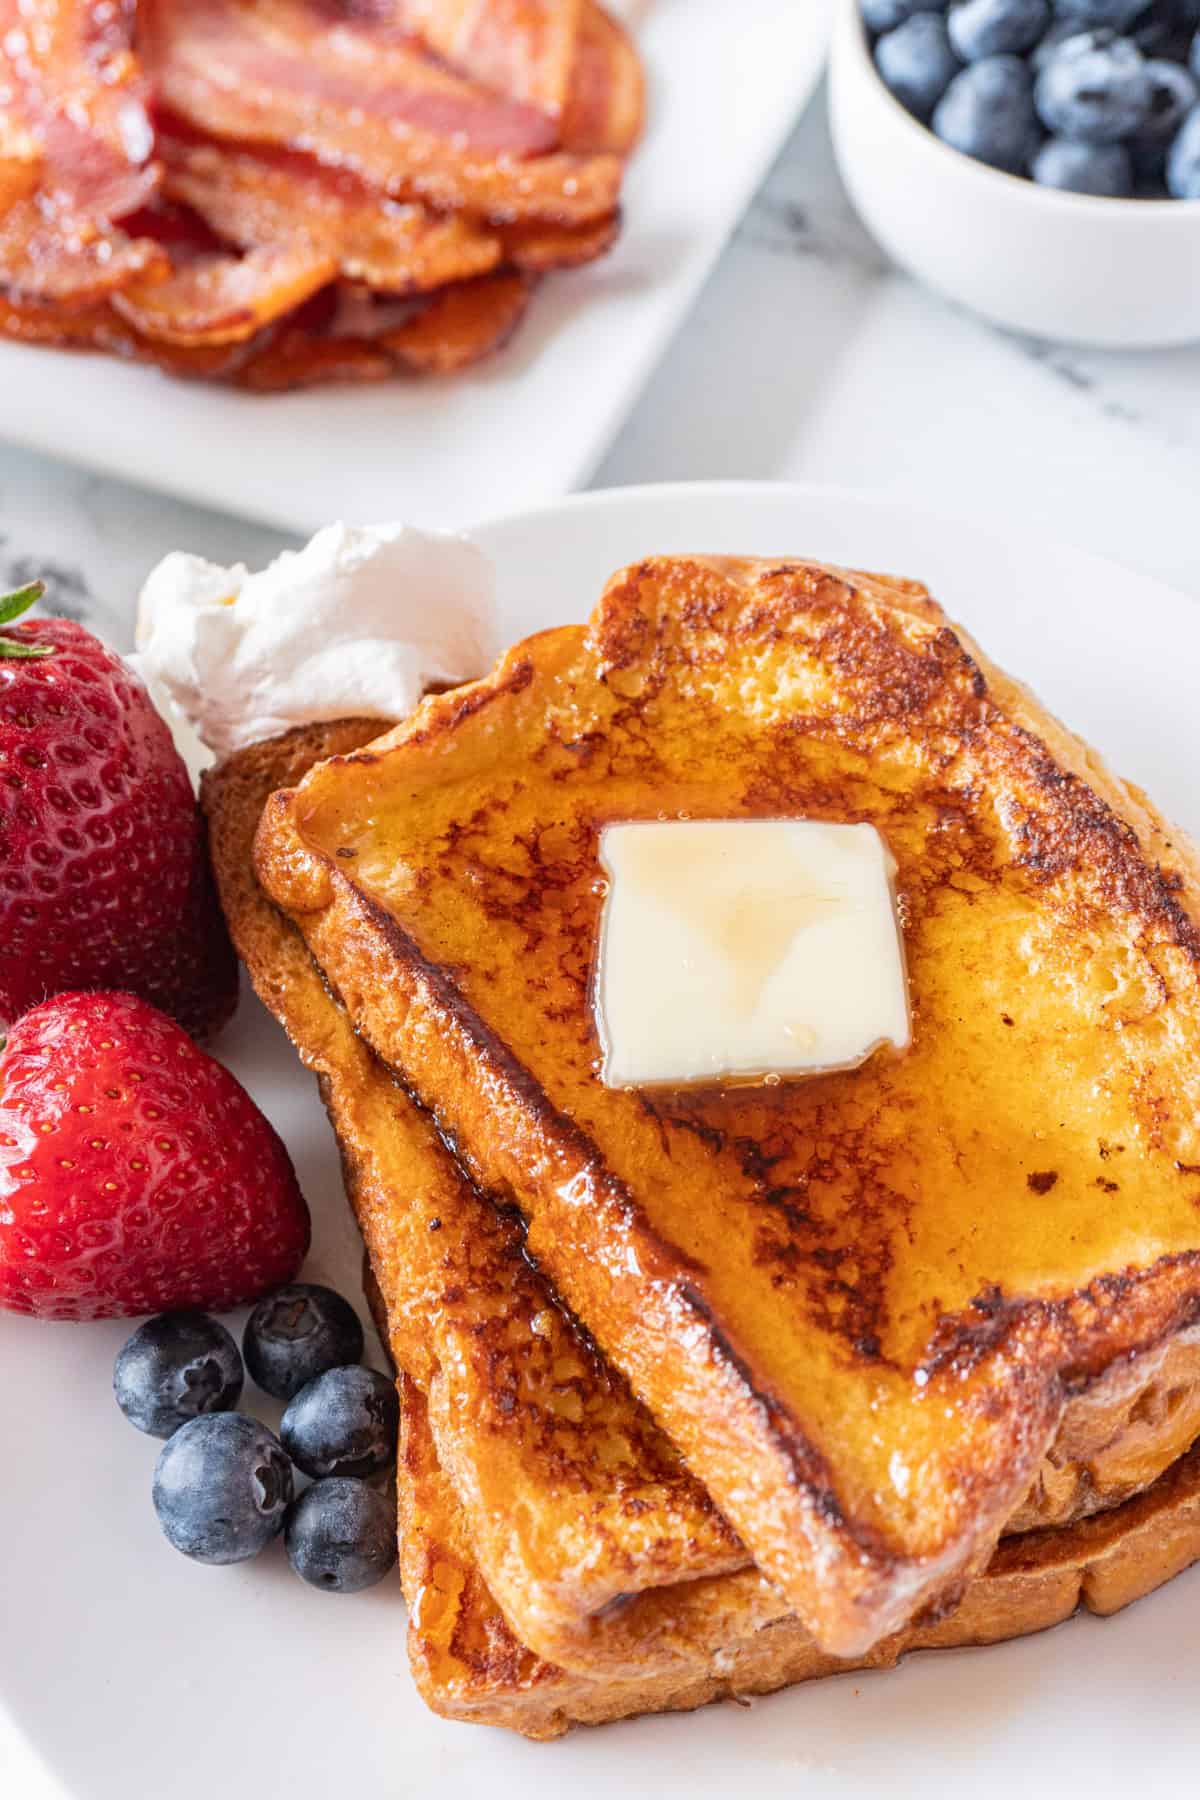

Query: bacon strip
[
  {"left": 341, "top": 1, "right": 641, "bottom": 153},
  {"left": 139, "top": 0, "right": 622, "bottom": 226},
  {"left": 378, "top": 0, "right": 584, "bottom": 119},
  {"left": 2, "top": 257, "right": 534, "bottom": 388},
  {"left": 0, "top": 0, "right": 165, "bottom": 303},
  {"left": 0, "top": 291, "right": 271, "bottom": 378},
  {"left": 499, "top": 209, "right": 618, "bottom": 270},
  {"left": 159, "top": 132, "right": 503, "bottom": 293},
  {"left": 235, "top": 331, "right": 396, "bottom": 392},
  {"left": 381, "top": 266, "right": 532, "bottom": 369},
  {"left": 111, "top": 240, "right": 336, "bottom": 345},
  {"left": 238, "top": 268, "right": 533, "bottom": 389},
  {"left": 356, "top": 1, "right": 642, "bottom": 152},
  {"left": 160, "top": 126, "right": 614, "bottom": 284},
  {"left": 561, "top": 3, "right": 644, "bottom": 156}
]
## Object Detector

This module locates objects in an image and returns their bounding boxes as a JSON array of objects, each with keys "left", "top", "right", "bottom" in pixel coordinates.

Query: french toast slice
[
  {"left": 203, "top": 721, "right": 781, "bottom": 1682},
  {"left": 205, "top": 718, "right": 1200, "bottom": 1735},
  {"left": 397, "top": 1379, "right": 1200, "bottom": 1739},
  {"left": 377, "top": 1260, "right": 1200, "bottom": 1739},
  {"left": 254, "top": 557, "right": 1200, "bottom": 1657},
  {"left": 207, "top": 719, "right": 1200, "bottom": 1675}
]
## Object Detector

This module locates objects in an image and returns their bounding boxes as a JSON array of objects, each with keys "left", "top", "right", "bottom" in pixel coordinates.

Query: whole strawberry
[
  {"left": 0, "top": 582, "right": 237, "bottom": 1037},
  {"left": 0, "top": 991, "right": 310, "bottom": 1321}
]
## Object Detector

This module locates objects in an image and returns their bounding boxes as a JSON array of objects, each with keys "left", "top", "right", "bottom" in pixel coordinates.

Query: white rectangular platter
[{"left": 0, "top": 0, "right": 832, "bottom": 533}]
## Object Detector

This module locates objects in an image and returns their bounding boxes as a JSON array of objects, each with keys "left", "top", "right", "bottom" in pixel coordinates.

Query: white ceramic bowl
[{"left": 829, "top": 0, "right": 1200, "bottom": 347}]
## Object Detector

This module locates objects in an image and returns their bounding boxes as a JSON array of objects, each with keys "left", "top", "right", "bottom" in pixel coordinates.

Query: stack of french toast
[{"left": 203, "top": 555, "right": 1200, "bottom": 1738}]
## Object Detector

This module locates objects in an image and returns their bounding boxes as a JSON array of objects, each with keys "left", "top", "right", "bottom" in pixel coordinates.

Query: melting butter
[{"left": 595, "top": 820, "right": 910, "bottom": 1088}]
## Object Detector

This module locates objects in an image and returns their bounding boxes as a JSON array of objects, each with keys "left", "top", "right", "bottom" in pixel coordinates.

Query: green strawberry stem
[{"left": 0, "top": 581, "right": 54, "bottom": 659}]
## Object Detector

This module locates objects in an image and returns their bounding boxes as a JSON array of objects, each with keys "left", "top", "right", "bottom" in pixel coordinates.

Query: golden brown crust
[
  {"left": 208, "top": 720, "right": 1200, "bottom": 1736},
  {"left": 1008, "top": 1322, "right": 1200, "bottom": 1531},
  {"left": 377, "top": 1253, "right": 1200, "bottom": 1739},
  {"left": 397, "top": 1370, "right": 1200, "bottom": 1739},
  {"left": 203, "top": 725, "right": 760, "bottom": 1682},
  {"left": 207, "top": 720, "right": 1200, "bottom": 1669},
  {"left": 254, "top": 557, "right": 1200, "bottom": 1656}
]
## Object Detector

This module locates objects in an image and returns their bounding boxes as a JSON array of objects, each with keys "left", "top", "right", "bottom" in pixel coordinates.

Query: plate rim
[{"left": 469, "top": 475, "right": 1199, "bottom": 617}]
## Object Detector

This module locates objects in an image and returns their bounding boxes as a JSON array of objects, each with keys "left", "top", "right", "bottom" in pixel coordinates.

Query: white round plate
[{"left": 2, "top": 482, "right": 1197, "bottom": 1800}]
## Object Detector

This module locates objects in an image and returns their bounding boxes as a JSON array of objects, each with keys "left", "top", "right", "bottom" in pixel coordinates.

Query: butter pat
[{"left": 595, "top": 820, "right": 909, "bottom": 1088}]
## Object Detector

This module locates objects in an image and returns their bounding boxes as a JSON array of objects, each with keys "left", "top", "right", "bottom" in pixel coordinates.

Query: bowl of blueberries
[{"left": 829, "top": 0, "right": 1200, "bottom": 345}]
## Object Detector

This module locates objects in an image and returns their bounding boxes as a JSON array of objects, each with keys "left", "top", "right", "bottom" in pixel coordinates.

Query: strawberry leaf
[
  {"left": 0, "top": 581, "right": 44, "bottom": 626},
  {"left": 0, "top": 581, "right": 53, "bottom": 659}
]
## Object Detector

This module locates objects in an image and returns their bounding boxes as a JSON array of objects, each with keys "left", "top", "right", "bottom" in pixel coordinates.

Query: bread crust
[
  {"left": 396, "top": 1384, "right": 1200, "bottom": 1740},
  {"left": 207, "top": 717, "right": 1200, "bottom": 1736},
  {"left": 204, "top": 721, "right": 760, "bottom": 1682},
  {"left": 253, "top": 557, "right": 1200, "bottom": 1655}
]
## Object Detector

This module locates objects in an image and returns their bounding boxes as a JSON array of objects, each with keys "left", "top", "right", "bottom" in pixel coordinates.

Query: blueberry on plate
[
  {"left": 1035, "top": 35, "right": 1156, "bottom": 141},
  {"left": 948, "top": 0, "right": 1051, "bottom": 62},
  {"left": 1032, "top": 134, "right": 1136, "bottom": 185},
  {"left": 1167, "top": 102, "right": 1200, "bottom": 192},
  {"left": 1051, "top": 0, "right": 1152, "bottom": 29},
  {"left": 242, "top": 1282, "right": 364, "bottom": 1401},
  {"left": 1135, "top": 58, "right": 1199, "bottom": 140},
  {"left": 285, "top": 1477, "right": 397, "bottom": 1595},
  {"left": 933, "top": 55, "right": 1041, "bottom": 169},
  {"left": 280, "top": 1365, "right": 400, "bottom": 1480},
  {"left": 152, "top": 1413, "right": 294, "bottom": 1564},
  {"left": 113, "top": 1310, "right": 243, "bottom": 1439},
  {"left": 861, "top": 0, "right": 944, "bottom": 35},
  {"left": 876, "top": 15, "right": 963, "bottom": 118}
]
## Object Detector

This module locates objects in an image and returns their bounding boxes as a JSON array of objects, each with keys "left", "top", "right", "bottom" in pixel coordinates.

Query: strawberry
[
  {"left": 0, "top": 990, "right": 310, "bottom": 1321},
  {"left": 0, "top": 581, "right": 237, "bottom": 1038}
]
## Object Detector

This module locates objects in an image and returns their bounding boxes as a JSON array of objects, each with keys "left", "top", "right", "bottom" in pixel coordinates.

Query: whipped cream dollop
[{"left": 135, "top": 522, "right": 498, "bottom": 762}]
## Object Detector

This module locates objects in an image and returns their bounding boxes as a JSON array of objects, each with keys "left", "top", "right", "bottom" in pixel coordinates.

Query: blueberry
[
  {"left": 285, "top": 1478, "right": 397, "bottom": 1595},
  {"left": 861, "top": 0, "right": 945, "bottom": 34},
  {"left": 948, "top": 0, "right": 1050, "bottom": 60},
  {"left": 152, "top": 1414, "right": 293, "bottom": 1564},
  {"left": 242, "top": 1282, "right": 364, "bottom": 1401},
  {"left": 1051, "top": 0, "right": 1151, "bottom": 28},
  {"left": 1032, "top": 134, "right": 1136, "bottom": 183},
  {"left": 1035, "top": 35, "right": 1155, "bottom": 140},
  {"left": 876, "top": 15, "right": 963, "bottom": 116},
  {"left": 114, "top": 1311, "right": 243, "bottom": 1439},
  {"left": 1167, "top": 103, "right": 1200, "bottom": 192},
  {"left": 1136, "top": 58, "right": 1199, "bottom": 139},
  {"left": 933, "top": 55, "right": 1041, "bottom": 168},
  {"left": 280, "top": 1364, "right": 399, "bottom": 1480},
  {"left": 1191, "top": 26, "right": 1200, "bottom": 75},
  {"left": 1033, "top": 21, "right": 1116, "bottom": 64}
]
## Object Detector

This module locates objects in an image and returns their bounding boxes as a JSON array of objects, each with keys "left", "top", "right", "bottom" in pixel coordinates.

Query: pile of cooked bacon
[{"left": 0, "top": 0, "right": 642, "bottom": 389}]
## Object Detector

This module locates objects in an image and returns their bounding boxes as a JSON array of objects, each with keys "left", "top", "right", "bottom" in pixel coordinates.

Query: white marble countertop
[{"left": 1, "top": 81, "right": 1198, "bottom": 641}]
